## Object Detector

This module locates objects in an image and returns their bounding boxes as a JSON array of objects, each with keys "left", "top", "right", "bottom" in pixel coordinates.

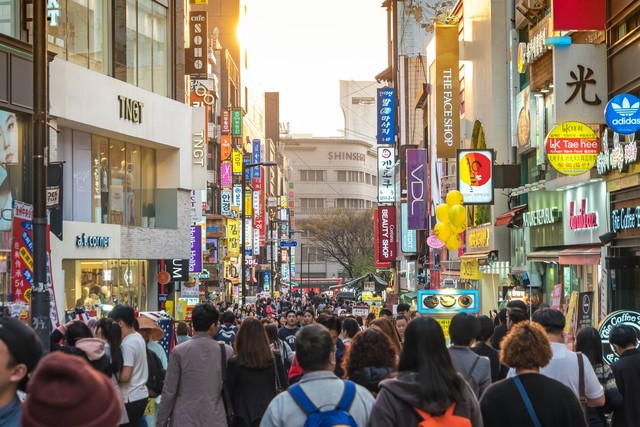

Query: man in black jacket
[{"left": 610, "top": 324, "right": 640, "bottom": 427}]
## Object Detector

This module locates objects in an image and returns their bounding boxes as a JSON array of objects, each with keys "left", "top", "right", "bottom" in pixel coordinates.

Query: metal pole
[
  {"left": 307, "top": 245, "right": 310, "bottom": 293},
  {"left": 270, "top": 221, "right": 274, "bottom": 300},
  {"left": 32, "top": 0, "right": 51, "bottom": 352},
  {"left": 241, "top": 166, "right": 246, "bottom": 307}
]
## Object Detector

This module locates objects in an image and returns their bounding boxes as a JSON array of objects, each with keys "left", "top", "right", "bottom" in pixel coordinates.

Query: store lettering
[
  {"left": 327, "top": 152, "right": 366, "bottom": 161},
  {"left": 523, "top": 207, "right": 559, "bottom": 227},
  {"left": 76, "top": 233, "right": 110, "bottom": 248},
  {"left": 442, "top": 69, "right": 453, "bottom": 146},
  {"left": 468, "top": 229, "right": 490, "bottom": 248},
  {"left": 192, "top": 131, "right": 205, "bottom": 166},
  {"left": 569, "top": 199, "right": 598, "bottom": 230},
  {"left": 47, "top": 0, "right": 61, "bottom": 26},
  {"left": 381, "top": 209, "right": 390, "bottom": 258},
  {"left": 611, "top": 206, "right": 640, "bottom": 233},
  {"left": 117, "top": 95, "right": 143, "bottom": 124}
]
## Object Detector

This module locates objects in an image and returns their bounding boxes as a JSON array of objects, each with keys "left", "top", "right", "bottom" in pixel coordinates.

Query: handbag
[
  {"left": 273, "top": 353, "right": 285, "bottom": 394},
  {"left": 219, "top": 343, "right": 234, "bottom": 425},
  {"left": 513, "top": 376, "right": 542, "bottom": 427}
]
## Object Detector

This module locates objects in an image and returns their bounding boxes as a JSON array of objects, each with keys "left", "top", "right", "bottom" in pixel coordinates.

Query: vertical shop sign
[
  {"left": 252, "top": 139, "right": 261, "bottom": 189},
  {"left": 221, "top": 135, "right": 231, "bottom": 160},
  {"left": 457, "top": 149, "right": 494, "bottom": 205},
  {"left": 401, "top": 203, "right": 417, "bottom": 253},
  {"left": 374, "top": 209, "right": 390, "bottom": 268},
  {"left": 12, "top": 202, "right": 34, "bottom": 303},
  {"left": 377, "top": 88, "right": 396, "bottom": 144},
  {"left": 231, "top": 109, "right": 242, "bottom": 136},
  {"left": 578, "top": 291, "right": 594, "bottom": 330},
  {"left": 189, "top": 225, "right": 202, "bottom": 273},
  {"left": 220, "top": 162, "right": 232, "bottom": 188},
  {"left": 221, "top": 109, "right": 230, "bottom": 135},
  {"left": 377, "top": 146, "right": 396, "bottom": 203},
  {"left": 221, "top": 189, "right": 232, "bottom": 216},
  {"left": 232, "top": 149, "right": 243, "bottom": 175},
  {"left": 400, "top": 145, "right": 418, "bottom": 197},
  {"left": 191, "top": 107, "right": 206, "bottom": 190},
  {"left": 435, "top": 23, "right": 460, "bottom": 159},
  {"left": 185, "top": 11, "right": 208, "bottom": 80},
  {"left": 377, "top": 206, "right": 397, "bottom": 264},
  {"left": 227, "top": 219, "right": 240, "bottom": 257},
  {"left": 406, "top": 149, "right": 428, "bottom": 229},
  {"left": 232, "top": 184, "right": 242, "bottom": 208},
  {"left": 47, "top": 162, "right": 64, "bottom": 240},
  {"left": 552, "top": 0, "right": 605, "bottom": 31}
]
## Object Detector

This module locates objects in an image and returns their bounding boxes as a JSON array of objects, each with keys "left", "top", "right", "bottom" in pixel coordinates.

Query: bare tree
[
  {"left": 298, "top": 208, "right": 376, "bottom": 279},
  {"left": 404, "top": 0, "right": 458, "bottom": 32}
]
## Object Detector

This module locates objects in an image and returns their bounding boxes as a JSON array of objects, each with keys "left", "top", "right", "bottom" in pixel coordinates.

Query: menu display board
[{"left": 417, "top": 289, "right": 479, "bottom": 314}]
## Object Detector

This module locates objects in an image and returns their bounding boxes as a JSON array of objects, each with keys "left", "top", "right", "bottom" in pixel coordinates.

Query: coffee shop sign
[
  {"left": 523, "top": 207, "right": 560, "bottom": 227},
  {"left": 611, "top": 206, "right": 640, "bottom": 233}
]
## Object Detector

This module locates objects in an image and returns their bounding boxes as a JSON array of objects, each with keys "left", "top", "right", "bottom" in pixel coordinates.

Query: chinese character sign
[
  {"left": 377, "top": 88, "right": 396, "bottom": 144},
  {"left": 378, "top": 146, "right": 396, "bottom": 203},
  {"left": 12, "top": 202, "right": 34, "bottom": 303}
]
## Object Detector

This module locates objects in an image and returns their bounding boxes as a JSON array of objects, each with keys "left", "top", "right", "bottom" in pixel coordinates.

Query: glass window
[
  {"left": 92, "top": 136, "right": 109, "bottom": 223},
  {"left": 109, "top": 140, "right": 126, "bottom": 224},
  {"left": 141, "top": 147, "right": 156, "bottom": 226},
  {"left": 88, "top": 0, "right": 108, "bottom": 73},
  {"left": 152, "top": 2, "right": 168, "bottom": 96},
  {"left": 137, "top": 0, "right": 153, "bottom": 91},
  {"left": 67, "top": 0, "right": 90, "bottom": 67},
  {"left": 0, "top": 0, "right": 17, "bottom": 38},
  {"left": 337, "top": 170, "right": 346, "bottom": 182},
  {"left": 125, "top": 143, "right": 141, "bottom": 226}
]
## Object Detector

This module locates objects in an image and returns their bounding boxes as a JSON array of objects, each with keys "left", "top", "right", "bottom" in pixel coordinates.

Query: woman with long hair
[
  {"left": 365, "top": 312, "right": 376, "bottom": 328},
  {"left": 575, "top": 326, "right": 623, "bottom": 427},
  {"left": 265, "top": 323, "right": 293, "bottom": 373},
  {"left": 370, "top": 317, "right": 402, "bottom": 356},
  {"left": 227, "top": 317, "right": 288, "bottom": 427},
  {"left": 343, "top": 328, "right": 396, "bottom": 395},
  {"left": 94, "top": 318, "right": 124, "bottom": 380},
  {"left": 370, "top": 316, "right": 482, "bottom": 426}
]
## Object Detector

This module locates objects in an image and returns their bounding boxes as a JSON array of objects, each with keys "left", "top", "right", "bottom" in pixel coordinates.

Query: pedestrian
[
  {"left": 175, "top": 321, "right": 191, "bottom": 345},
  {"left": 480, "top": 321, "right": 587, "bottom": 427},
  {"left": 138, "top": 316, "right": 168, "bottom": 427},
  {"left": 317, "top": 314, "right": 346, "bottom": 378},
  {"left": 265, "top": 324, "right": 293, "bottom": 374},
  {"left": 302, "top": 309, "right": 315, "bottom": 327},
  {"left": 260, "top": 324, "right": 375, "bottom": 427},
  {"left": 471, "top": 315, "right": 505, "bottom": 382},
  {"left": 396, "top": 303, "right": 410, "bottom": 318},
  {"left": 448, "top": 313, "right": 491, "bottom": 398},
  {"left": 508, "top": 308, "right": 605, "bottom": 408},
  {"left": 278, "top": 310, "right": 299, "bottom": 352},
  {"left": 609, "top": 324, "right": 640, "bottom": 427},
  {"left": 341, "top": 317, "right": 359, "bottom": 349},
  {"left": 108, "top": 304, "right": 149, "bottom": 427},
  {"left": 0, "top": 317, "right": 43, "bottom": 425},
  {"left": 394, "top": 315, "right": 408, "bottom": 343},
  {"left": 370, "top": 316, "right": 482, "bottom": 427},
  {"left": 227, "top": 318, "right": 288, "bottom": 427},
  {"left": 156, "top": 303, "right": 234, "bottom": 427},
  {"left": 95, "top": 317, "right": 128, "bottom": 425},
  {"left": 370, "top": 317, "right": 402, "bottom": 357},
  {"left": 379, "top": 308, "right": 393, "bottom": 319},
  {"left": 506, "top": 307, "right": 528, "bottom": 331},
  {"left": 343, "top": 328, "right": 395, "bottom": 395},
  {"left": 215, "top": 311, "right": 239, "bottom": 347},
  {"left": 365, "top": 312, "right": 376, "bottom": 328},
  {"left": 575, "top": 326, "right": 623, "bottom": 427},
  {"left": 50, "top": 319, "right": 112, "bottom": 376}
]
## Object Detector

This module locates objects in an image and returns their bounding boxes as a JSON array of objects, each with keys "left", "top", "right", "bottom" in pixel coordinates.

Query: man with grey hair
[{"left": 260, "top": 324, "right": 375, "bottom": 427}]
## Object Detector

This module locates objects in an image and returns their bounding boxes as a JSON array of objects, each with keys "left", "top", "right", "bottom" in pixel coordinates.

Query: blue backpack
[{"left": 288, "top": 380, "right": 358, "bottom": 427}]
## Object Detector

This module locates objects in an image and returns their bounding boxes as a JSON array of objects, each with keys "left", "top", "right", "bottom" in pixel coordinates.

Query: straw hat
[{"left": 138, "top": 316, "right": 165, "bottom": 341}]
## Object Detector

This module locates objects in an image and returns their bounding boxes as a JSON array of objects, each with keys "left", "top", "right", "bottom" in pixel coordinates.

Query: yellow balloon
[
  {"left": 448, "top": 204, "right": 467, "bottom": 227},
  {"left": 446, "top": 190, "right": 464, "bottom": 207},
  {"left": 455, "top": 220, "right": 467, "bottom": 233},
  {"left": 434, "top": 222, "right": 452, "bottom": 242},
  {"left": 445, "top": 232, "right": 462, "bottom": 250},
  {"left": 435, "top": 204, "right": 449, "bottom": 223}
]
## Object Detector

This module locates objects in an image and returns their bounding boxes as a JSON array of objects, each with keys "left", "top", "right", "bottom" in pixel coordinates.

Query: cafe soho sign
[{"left": 599, "top": 310, "right": 640, "bottom": 365}]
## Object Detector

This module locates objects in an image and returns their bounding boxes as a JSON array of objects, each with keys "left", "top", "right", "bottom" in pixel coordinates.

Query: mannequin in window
[
  {"left": 75, "top": 286, "right": 94, "bottom": 308},
  {"left": 100, "top": 157, "right": 109, "bottom": 222}
]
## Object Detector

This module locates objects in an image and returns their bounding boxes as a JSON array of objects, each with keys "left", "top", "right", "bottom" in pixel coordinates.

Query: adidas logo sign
[{"left": 612, "top": 97, "right": 640, "bottom": 117}]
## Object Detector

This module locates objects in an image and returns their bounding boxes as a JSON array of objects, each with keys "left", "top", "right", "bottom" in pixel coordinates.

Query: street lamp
[{"left": 241, "top": 160, "right": 277, "bottom": 306}]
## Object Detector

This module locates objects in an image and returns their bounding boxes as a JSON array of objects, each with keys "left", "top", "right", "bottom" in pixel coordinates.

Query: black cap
[{"left": 0, "top": 317, "right": 43, "bottom": 390}]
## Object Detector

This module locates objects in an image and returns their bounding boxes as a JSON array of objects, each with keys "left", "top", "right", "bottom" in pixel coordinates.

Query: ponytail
[{"left": 96, "top": 318, "right": 123, "bottom": 377}]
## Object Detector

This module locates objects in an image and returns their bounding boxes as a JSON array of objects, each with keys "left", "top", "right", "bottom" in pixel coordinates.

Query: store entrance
[{"left": 607, "top": 256, "right": 640, "bottom": 312}]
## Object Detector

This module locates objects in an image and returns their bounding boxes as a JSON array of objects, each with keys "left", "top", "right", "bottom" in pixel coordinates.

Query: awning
[
  {"left": 495, "top": 204, "right": 527, "bottom": 227},
  {"left": 401, "top": 291, "right": 418, "bottom": 300},
  {"left": 375, "top": 66, "right": 392, "bottom": 83},
  {"left": 527, "top": 249, "right": 560, "bottom": 263},
  {"left": 342, "top": 274, "right": 368, "bottom": 288},
  {"left": 559, "top": 246, "right": 601, "bottom": 265},
  {"left": 460, "top": 250, "right": 498, "bottom": 266}
]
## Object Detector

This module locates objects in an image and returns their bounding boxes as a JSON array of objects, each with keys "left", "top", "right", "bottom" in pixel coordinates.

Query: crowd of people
[{"left": 0, "top": 293, "right": 638, "bottom": 426}]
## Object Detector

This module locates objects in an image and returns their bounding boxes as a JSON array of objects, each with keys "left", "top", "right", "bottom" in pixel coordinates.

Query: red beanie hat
[{"left": 21, "top": 352, "right": 122, "bottom": 427}]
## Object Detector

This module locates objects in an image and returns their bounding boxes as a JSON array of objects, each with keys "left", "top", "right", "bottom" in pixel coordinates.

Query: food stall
[{"left": 417, "top": 289, "right": 480, "bottom": 344}]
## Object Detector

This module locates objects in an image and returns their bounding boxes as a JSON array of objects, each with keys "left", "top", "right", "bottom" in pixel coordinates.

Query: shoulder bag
[
  {"left": 513, "top": 376, "right": 542, "bottom": 427},
  {"left": 576, "top": 351, "right": 589, "bottom": 418},
  {"left": 219, "top": 343, "right": 234, "bottom": 425},
  {"left": 273, "top": 353, "right": 285, "bottom": 394}
]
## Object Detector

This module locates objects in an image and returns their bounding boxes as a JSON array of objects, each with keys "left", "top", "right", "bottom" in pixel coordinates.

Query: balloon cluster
[{"left": 433, "top": 190, "right": 467, "bottom": 251}]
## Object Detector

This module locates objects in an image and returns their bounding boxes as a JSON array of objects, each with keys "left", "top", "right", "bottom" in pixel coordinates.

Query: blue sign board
[
  {"left": 377, "top": 88, "right": 396, "bottom": 144},
  {"left": 417, "top": 289, "right": 479, "bottom": 314},
  {"left": 605, "top": 93, "right": 640, "bottom": 135},
  {"left": 280, "top": 241, "right": 298, "bottom": 248},
  {"left": 252, "top": 139, "right": 261, "bottom": 179}
]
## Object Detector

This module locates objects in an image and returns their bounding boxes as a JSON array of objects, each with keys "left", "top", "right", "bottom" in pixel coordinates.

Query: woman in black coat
[
  {"left": 343, "top": 328, "right": 396, "bottom": 395},
  {"left": 227, "top": 317, "right": 288, "bottom": 427}
]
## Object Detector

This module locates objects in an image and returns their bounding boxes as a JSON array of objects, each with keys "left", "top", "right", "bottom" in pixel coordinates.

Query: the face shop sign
[
  {"left": 611, "top": 206, "right": 640, "bottom": 233},
  {"left": 76, "top": 233, "right": 110, "bottom": 248}
]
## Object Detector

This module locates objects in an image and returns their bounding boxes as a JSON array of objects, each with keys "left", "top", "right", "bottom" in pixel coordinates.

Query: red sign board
[
  {"left": 552, "top": 0, "right": 605, "bottom": 31},
  {"left": 376, "top": 206, "right": 396, "bottom": 266}
]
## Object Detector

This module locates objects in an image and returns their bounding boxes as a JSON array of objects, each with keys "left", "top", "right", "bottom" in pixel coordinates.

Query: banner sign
[
  {"left": 231, "top": 108, "right": 242, "bottom": 136},
  {"left": 47, "top": 162, "right": 63, "bottom": 240},
  {"left": 457, "top": 149, "right": 494, "bottom": 205},
  {"left": 189, "top": 225, "right": 202, "bottom": 273},
  {"left": 377, "top": 88, "right": 396, "bottom": 144},
  {"left": 417, "top": 289, "right": 479, "bottom": 314},
  {"left": 435, "top": 23, "right": 460, "bottom": 158},
  {"left": 377, "top": 206, "right": 396, "bottom": 264},
  {"left": 552, "top": 0, "right": 605, "bottom": 31},
  {"left": 185, "top": 11, "right": 207, "bottom": 80},
  {"left": 401, "top": 203, "right": 417, "bottom": 253},
  {"left": 407, "top": 149, "right": 428, "bottom": 229},
  {"left": 377, "top": 146, "right": 396, "bottom": 203},
  {"left": 605, "top": 94, "right": 640, "bottom": 135},
  {"left": 545, "top": 122, "right": 599, "bottom": 176},
  {"left": 12, "top": 202, "right": 34, "bottom": 303}
]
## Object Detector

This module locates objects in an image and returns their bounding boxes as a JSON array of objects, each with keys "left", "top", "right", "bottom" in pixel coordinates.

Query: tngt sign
[{"left": 376, "top": 206, "right": 396, "bottom": 267}]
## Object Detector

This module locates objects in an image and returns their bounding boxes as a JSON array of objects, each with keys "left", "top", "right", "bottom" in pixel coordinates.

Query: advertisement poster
[
  {"left": 457, "top": 149, "right": 494, "bottom": 205},
  {"left": 376, "top": 88, "right": 396, "bottom": 144},
  {"left": 545, "top": 122, "right": 599, "bottom": 176},
  {"left": 577, "top": 291, "right": 594, "bottom": 330},
  {"left": 551, "top": 283, "right": 563, "bottom": 310}
]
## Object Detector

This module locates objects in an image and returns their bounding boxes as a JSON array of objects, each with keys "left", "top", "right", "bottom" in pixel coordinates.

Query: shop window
[{"left": 0, "top": 0, "right": 17, "bottom": 38}]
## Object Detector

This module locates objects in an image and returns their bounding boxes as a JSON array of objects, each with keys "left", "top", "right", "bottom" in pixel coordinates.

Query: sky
[{"left": 243, "top": 0, "right": 388, "bottom": 137}]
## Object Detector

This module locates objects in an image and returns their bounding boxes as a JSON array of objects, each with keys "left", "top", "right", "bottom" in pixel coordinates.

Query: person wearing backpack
[
  {"left": 448, "top": 313, "right": 491, "bottom": 398},
  {"left": 260, "top": 323, "right": 375, "bottom": 427},
  {"left": 216, "top": 311, "right": 239, "bottom": 346},
  {"left": 370, "top": 316, "right": 483, "bottom": 427},
  {"left": 138, "top": 316, "right": 168, "bottom": 427}
]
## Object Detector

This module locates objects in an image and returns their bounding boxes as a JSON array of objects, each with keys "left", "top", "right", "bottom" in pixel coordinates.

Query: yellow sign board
[
  {"left": 468, "top": 228, "right": 490, "bottom": 248},
  {"left": 437, "top": 318, "right": 451, "bottom": 339},
  {"left": 460, "top": 258, "right": 483, "bottom": 280},
  {"left": 545, "top": 122, "right": 599, "bottom": 176}
]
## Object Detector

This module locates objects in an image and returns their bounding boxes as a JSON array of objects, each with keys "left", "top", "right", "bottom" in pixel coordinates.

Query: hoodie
[
  {"left": 369, "top": 372, "right": 484, "bottom": 427},
  {"left": 349, "top": 366, "right": 393, "bottom": 395},
  {"left": 50, "top": 329, "right": 112, "bottom": 377}
]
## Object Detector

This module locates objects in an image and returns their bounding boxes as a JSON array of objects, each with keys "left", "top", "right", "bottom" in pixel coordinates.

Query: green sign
[{"left": 231, "top": 109, "right": 242, "bottom": 136}]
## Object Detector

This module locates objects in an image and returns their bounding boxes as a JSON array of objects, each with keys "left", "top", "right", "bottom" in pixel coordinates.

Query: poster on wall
[{"left": 457, "top": 149, "right": 494, "bottom": 204}]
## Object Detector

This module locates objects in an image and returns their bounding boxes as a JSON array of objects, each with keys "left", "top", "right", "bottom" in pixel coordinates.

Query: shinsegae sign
[
  {"left": 377, "top": 88, "right": 396, "bottom": 144},
  {"left": 377, "top": 146, "right": 396, "bottom": 203},
  {"left": 523, "top": 207, "right": 560, "bottom": 227},
  {"left": 435, "top": 23, "right": 460, "bottom": 159}
]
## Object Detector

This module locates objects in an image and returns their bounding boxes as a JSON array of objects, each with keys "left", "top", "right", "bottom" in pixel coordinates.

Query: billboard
[{"left": 457, "top": 149, "right": 494, "bottom": 205}]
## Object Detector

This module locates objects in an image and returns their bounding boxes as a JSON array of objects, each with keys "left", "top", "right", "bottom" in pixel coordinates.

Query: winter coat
[
  {"left": 370, "top": 372, "right": 483, "bottom": 427},
  {"left": 50, "top": 328, "right": 112, "bottom": 377},
  {"left": 348, "top": 366, "right": 394, "bottom": 394}
]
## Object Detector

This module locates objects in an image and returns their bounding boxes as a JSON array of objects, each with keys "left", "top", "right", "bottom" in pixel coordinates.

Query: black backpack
[{"left": 146, "top": 347, "right": 166, "bottom": 398}]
